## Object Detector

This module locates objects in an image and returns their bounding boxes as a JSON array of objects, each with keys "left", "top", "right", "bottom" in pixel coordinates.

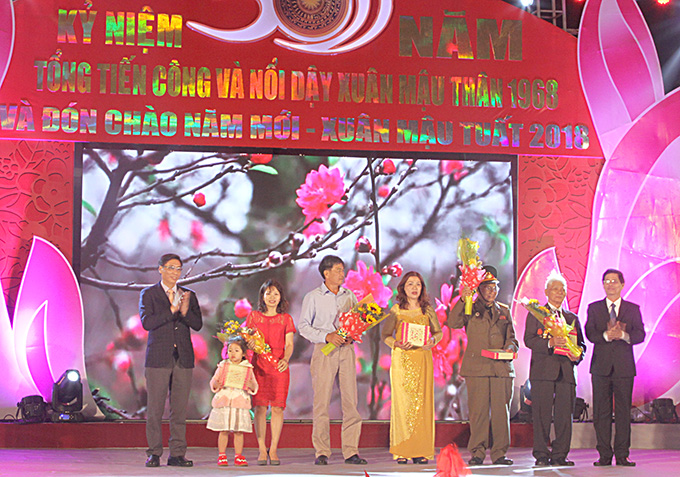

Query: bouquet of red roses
[
  {"left": 518, "top": 298, "right": 582, "bottom": 358},
  {"left": 217, "top": 320, "right": 279, "bottom": 370},
  {"left": 458, "top": 238, "right": 486, "bottom": 315},
  {"left": 321, "top": 294, "right": 388, "bottom": 356}
]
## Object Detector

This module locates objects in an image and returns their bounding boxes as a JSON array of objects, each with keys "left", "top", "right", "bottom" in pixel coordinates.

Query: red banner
[{"left": 0, "top": 0, "right": 601, "bottom": 157}]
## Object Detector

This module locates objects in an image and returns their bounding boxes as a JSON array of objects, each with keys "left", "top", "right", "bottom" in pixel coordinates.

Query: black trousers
[
  {"left": 531, "top": 372, "right": 575, "bottom": 460},
  {"left": 591, "top": 374, "right": 634, "bottom": 461}
]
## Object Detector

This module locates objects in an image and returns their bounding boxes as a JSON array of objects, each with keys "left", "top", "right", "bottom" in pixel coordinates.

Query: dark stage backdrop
[{"left": 78, "top": 149, "right": 514, "bottom": 420}]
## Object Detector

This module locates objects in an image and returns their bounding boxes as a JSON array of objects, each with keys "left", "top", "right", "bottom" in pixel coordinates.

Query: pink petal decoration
[
  {"left": 578, "top": 0, "right": 664, "bottom": 157},
  {"left": 12, "top": 236, "right": 99, "bottom": 417},
  {"left": 624, "top": 260, "right": 680, "bottom": 405},
  {"left": 511, "top": 247, "right": 564, "bottom": 390},
  {"left": 0, "top": 0, "right": 14, "bottom": 91}
]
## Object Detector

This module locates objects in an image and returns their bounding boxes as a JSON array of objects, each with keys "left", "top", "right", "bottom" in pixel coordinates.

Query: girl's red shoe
[
  {"left": 217, "top": 454, "right": 228, "bottom": 466},
  {"left": 234, "top": 454, "right": 248, "bottom": 466}
]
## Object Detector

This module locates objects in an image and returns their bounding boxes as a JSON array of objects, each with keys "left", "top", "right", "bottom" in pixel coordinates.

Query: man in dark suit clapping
[
  {"left": 586, "top": 269, "right": 645, "bottom": 467},
  {"left": 140, "top": 253, "right": 203, "bottom": 468},
  {"left": 524, "top": 271, "right": 585, "bottom": 467}
]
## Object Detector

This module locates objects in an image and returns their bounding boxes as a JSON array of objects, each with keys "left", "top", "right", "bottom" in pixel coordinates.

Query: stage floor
[{"left": 1, "top": 447, "right": 677, "bottom": 476}]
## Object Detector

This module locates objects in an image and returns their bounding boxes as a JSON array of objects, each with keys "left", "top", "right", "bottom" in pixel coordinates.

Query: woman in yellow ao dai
[{"left": 381, "top": 271, "right": 442, "bottom": 464}]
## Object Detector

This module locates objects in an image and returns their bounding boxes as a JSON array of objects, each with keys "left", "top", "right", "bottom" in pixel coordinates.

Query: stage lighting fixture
[
  {"left": 520, "top": 0, "right": 534, "bottom": 7},
  {"left": 51, "top": 369, "right": 84, "bottom": 422},
  {"left": 573, "top": 397, "right": 589, "bottom": 422},
  {"left": 652, "top": 398, "right": 678, "bottom": 423},
  {"left": 17, "top": 395, "right": 48, "bottom": 423}
]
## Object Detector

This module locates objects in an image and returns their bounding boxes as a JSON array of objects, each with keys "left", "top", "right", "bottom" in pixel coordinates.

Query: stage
[{"left": 2, "top": 447, "right": 679, "bottom": 476}]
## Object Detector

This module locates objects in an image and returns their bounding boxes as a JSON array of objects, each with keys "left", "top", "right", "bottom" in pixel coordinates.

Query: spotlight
[
  {"left": 51, "top": 369, "right": 84, "bottom": 422},
  {"left": 17, "top": 395, "right": 48, "bottom": 423},
  {"left": 520, "top": 0, "right": 534, "bottom": 7},
  {"left": 652, "top": 398, "right": 678, "bottom": 423},
  {"left": 573, "top": 397, "right": 589, "bottom": 421}
]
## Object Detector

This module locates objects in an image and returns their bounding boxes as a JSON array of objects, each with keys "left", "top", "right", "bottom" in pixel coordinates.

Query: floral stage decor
[
  {"left": 321, "top": 294, "right": 388, "bottom": 356},
  {"left": 518, "top": 298, "right": 582, "bottom": 358},
  {"left": 216, "top": 320, "right": 279, "bottom": 370},
  {"left": 457, "top": 238, "right": 485, "bottom": 315}
]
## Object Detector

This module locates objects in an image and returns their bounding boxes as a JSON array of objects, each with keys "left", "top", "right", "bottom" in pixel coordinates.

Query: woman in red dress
[{"left": 245, "top": 279, "right": 295, "bottom": 465}]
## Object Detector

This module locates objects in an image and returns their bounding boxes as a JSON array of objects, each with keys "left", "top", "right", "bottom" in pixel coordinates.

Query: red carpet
[{"left": 0, "top": 420, "right": 533, "bottom": 448}]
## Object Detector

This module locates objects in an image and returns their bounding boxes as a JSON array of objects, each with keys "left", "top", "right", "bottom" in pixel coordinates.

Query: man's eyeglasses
[
  {"left": 603, "top": 279, "right": 620, "bottom": 284},
  {"left": 164, "top": 266, "right": 183, "bottom": 272}
]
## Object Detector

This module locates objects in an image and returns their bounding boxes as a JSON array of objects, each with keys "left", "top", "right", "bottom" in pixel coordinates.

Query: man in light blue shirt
[{"left": 298, "top": 255, "right": 366, "bottom": 466}]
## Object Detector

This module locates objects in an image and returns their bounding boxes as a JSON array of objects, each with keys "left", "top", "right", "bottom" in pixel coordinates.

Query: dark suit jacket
[
  {"left": 524, "top": 306, "right": 586, "bottom": 384},
  {"left": 447, "top": 298, "right": 519, "bottom": 378},
  {"left": 585, "top": 299, "right": 645, "bottom": 378},
  {"left": 140, "top": 282, "right": 203, "bottom": 368}
]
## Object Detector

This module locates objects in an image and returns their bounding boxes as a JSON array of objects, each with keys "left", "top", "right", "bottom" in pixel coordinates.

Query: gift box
[
  {"left": 400, "top": 322, "right": 431, "bottom": 347},
  {"left": 481, "top": 348, "right": 517, "bottom": 360}
]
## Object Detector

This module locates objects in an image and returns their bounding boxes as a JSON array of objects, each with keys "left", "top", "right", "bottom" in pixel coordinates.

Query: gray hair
[{"left": 545, "top": 270, "right": 567, "bottom": 289}]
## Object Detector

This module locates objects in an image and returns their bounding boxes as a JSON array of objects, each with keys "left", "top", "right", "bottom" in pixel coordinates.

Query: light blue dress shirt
[{"left": 298, "top": 282, "right": 358, "bottom": 344}]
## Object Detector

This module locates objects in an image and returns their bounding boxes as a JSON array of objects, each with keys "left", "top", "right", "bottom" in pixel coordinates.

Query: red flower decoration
[
  {"left": 193, "top": 192, "right": 206, "bottom": 207},
  {"left": 344, "top": 260, "right": 393, "bottom": 307},
  {"left": 295, "top": 165, "right": 345, "bottom": 220},
  {"left": 378, "top": 185, "right": 390, "bottom": 198},
  {"left": 234, "top": 298, "right": 252, "bottom": 318},
  {"left": 251, "top": 153, "right": 273, "bottom": 164},
  {"left": 381, "top": 159, "right": 396, "bottom": 174}
]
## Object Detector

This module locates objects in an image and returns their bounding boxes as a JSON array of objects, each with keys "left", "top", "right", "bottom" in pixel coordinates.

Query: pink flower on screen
[
  {"left": 234, "top": 298, "right": 252, "bottom": 318},
  {"left": 250, "top": 153, "right": 273, "bottom": 164},
  {"left": 190, "top": 220, "right": 205, "bottom": 249},
  {"left": 295, "top": 165, "right": 345, "bottom": 220},
  {"left": 378, "top": 185, "right": 390, "bottom": 198},
  {"left": 112, "top": 350, "right": 132, "bottom": 373},
  {"left": 191, "top": 334, "right": 208, "bottom": 363},
  {"left": 435, "top": 284, "right": 455, "bottom": 322},
  {"left": 440, "top": 160, "right": 468, "bottom": 181},
  {"left": 302, "top": 218, "right": 328, "bottom": 239},
  {"left": 344, "top": 260, "right": 393, "bottom": 307},
  {"left": 158, "top": 218, "right": 171, "bottom": 241}
]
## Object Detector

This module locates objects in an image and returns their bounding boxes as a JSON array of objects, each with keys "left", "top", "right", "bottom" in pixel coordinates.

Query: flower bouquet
[
  {"left": 216, "top": 320, "right": 279, "bottom": 370},
  {"left": 321, "top": 294, "right": 388, "bottom": 356},
  {"left": 457, "top": 238, "right": 486, "bottom": 315},
  {"left": 518, "top": 298, "right": 582, "bottom": 358}
]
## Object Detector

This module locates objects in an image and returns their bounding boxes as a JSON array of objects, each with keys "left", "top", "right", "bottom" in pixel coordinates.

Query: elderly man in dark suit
[
  {"left": 524, "top": 271, "right": 585, "bottom": 467},
  {"left": 140, "top": 253, "right": 203, "bottom": 468},
  {"left": 585, "top": 268, "right": 645, "bottom": 467}
]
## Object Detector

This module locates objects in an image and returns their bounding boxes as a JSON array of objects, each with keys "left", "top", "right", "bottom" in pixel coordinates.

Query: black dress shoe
[
  {"left": 315, "top": 455, "right": 328, "bottom": 465},
  {"left": 551, "top": 458, "right": 575, "bottom": 466},
  {"left": 412, "top": 457, "right": 428, "bottom": 464},
  {"left": 396, "top": 458, "right": 408, "bottom": 464},
  {"left": 593, "top": 459, "right": 612, "bottom": 466},
  {"left": 468, "top": 456, "right": 483, "bottom": 465},
  {"left": 534, "top": 457, "right": 550, "bottom": 467},
  {"left": 145, "top": 455, "right": 160, "bottom": 467},
  {"left": 345, "top": 454, "right": 367, "bottom": 464},
  {"left": 167, "top": 456, "right": 193, "bottom": 467},
  {"left": 616, "top": 457, "right": 636, "bottom": 467},
  {"left": 493, "top": 456, "right": 513, "bottom": 465}
]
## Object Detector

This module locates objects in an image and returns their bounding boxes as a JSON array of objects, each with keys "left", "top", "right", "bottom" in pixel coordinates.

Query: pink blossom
[
  {"left": 379, "top": 354, "right": 392, "bottom": 370},
  {"left": 431, "top": 300, "right": 467, "bottom": 385},
  {"left": 158, "top": 218, "right": 170, "bottom": 241},
  {"left": 112, "top": 350, "right": 132, "bottom": 372},
  {"left": 191, "top": 334, "right": 208, "bottom": 363},
  {"left": 381, "top": 262, "right": 403, "bottom": 278},
  {"left": 190, "top": 220, "right": 205, "bottom": 249},
  {"left": 234, "top": 298, "right": 252, "bottom": 318},
  {"left": 378, "top": 185, "right": 390, "bottom": 198},
  {"left": 440, "top": 160, "right": 469, "bottom": 180},
  {"left": 119, "top": 314, "right": 146, "bottom": 350},
  {"left": 344, "top": 260, "right": 393, "bottom": 307},
  {"left": 354, "top": 236, "right": 374, "bottom": 253},
  {"left": 302, "top": 219, "right": 328, "bottom": 239},
  {"left": 295, "top": 165, "right": 345, "bottom": 220}
]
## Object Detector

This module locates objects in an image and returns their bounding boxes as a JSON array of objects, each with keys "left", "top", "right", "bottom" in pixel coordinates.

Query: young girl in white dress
[{"left": 207, "top": 335, "right": 258, "bottom": 466}]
